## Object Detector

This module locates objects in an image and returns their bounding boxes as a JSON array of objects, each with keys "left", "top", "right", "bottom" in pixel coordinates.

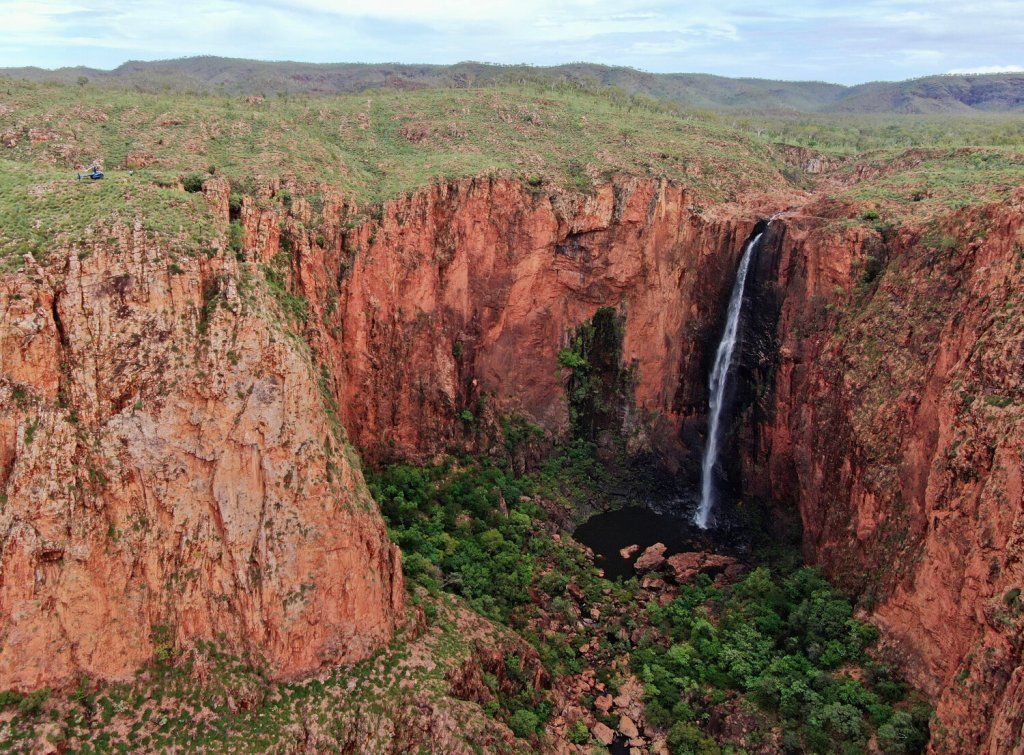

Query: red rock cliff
[
  {"left": 4, "top": 166, "right": 1020, "bottom": 754},
  {"left": 754, "top": 195, "right": 1024, "bottom": 753},
  {"left": 276, "top": 176, "right": 762, "bottom": 468},
  {"left": 0, "top": 205, "right": 404, "bottom": 689},
  {"left": 245, "top": 176, "right": 1023, "bottom": 750}
]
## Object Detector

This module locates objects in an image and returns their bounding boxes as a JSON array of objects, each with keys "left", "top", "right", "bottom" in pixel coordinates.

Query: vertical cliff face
[
  {"left": 3, "top": 162, "right": 1020, "bottom": 753},
  {"left": 240, "top": 175, "right": 1023, "bottom": 750},
  {"left": 290, "top": 176, "right": 760, "bottom": 471},
  {"left": 752, "top": 195, "right": 1024, "bottom": 753},
  {"left": 0, "top": 173, "right": 764, "bottom": 691},
  {"left": 0, "top": 196, "right": 403, "bottom": 690}
]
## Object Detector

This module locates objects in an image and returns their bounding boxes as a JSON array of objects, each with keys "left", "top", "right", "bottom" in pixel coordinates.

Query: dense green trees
[
  {"left": 369, "top": 461, "right": 541, "bottom": 622},
  {"left": 370, "top": 455, "right": 931, "bottom": 753},
  {"left": 635, "top": 568, "right": 930, "bottom": 754}
]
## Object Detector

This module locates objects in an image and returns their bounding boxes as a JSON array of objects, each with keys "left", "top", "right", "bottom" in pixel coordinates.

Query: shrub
[
  {"left": 667, "top": 721, "right": 717, "bottom": 753},
  {"left": 182, "top": 174, "right": 205, "bottom": 193},
  {"left": 17, "top": 689, "right": 50, "bottom": 716},
  {"left": 508, "top": 709, "right": 539, "bottom": 738},
  {"left": 567, "top": 719, "right": 589, "bottom": 744},
  {"left": 0, "top": 690, "right": 24, "bottom": 709},
  {"left": 877, "top": 710, "right": 929, "bottom": 754},
  {"left": 227, "top": 220, "right": 244, "bottom": 258}
]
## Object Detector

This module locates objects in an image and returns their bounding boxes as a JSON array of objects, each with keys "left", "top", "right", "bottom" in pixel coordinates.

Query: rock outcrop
[
  {"left": 634, "top": 543, "right": 667, "bottom": 572},
  {"left": 0, "top": 210, "right": 404, "bottom": 689},
  {"left": 751, "top": 194, "right": 1024, "bottom": 753}
]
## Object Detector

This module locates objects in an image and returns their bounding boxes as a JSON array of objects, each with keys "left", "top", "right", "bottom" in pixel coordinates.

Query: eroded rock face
[
  {"left": 752, "top": 195, "right": 1024, "bottom": 753},
  {"left": 231, "top": 176, "right": 1023, "bottom": 749},
  {"left": 305, "top": 176, "right": 759, "bottom": 469},
  {"left": 0, "top": 217, "right": 403, "bottom": 689},
  {"left": 0, "top": 173, "right": 763, "bottom": 692},
  {"left": 3, "top": 166, "right": 1020, "bottom": 754}
]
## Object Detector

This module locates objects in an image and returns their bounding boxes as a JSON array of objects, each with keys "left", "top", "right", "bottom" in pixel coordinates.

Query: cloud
[
  {"left": 948, "top": 65, "right": 1024, "bottom": 74},
  {"left": 0, "top": 0, "right": 1021, "bottom": 84}
]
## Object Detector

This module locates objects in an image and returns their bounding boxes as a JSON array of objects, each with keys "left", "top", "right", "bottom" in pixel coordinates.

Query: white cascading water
[{"left": 693, "top": 231, "right": 764, "bottom": 529}]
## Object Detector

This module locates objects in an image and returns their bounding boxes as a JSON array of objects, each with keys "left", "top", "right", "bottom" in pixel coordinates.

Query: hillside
[
  {"left": 0, "top": 78, "right": 784, "bottom": 214},
  {"left": 0, "top": 80, "right": 1022, "bottom": 753},
  {"left": 6, "top": 57, "right": 1024, "bottom": 113}
]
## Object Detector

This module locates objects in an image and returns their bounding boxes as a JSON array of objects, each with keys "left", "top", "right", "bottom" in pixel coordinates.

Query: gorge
[
  {"left": 694, "top": 228, "right": 765, "bottom": 530},
  {"left": 0, "top": 80, "right": 1021, "bottom": 753}
]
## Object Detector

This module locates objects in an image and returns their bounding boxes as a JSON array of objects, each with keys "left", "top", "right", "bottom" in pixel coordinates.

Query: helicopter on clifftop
[{"left": 76, "top": 162, "right": 104, "bottom": 180}]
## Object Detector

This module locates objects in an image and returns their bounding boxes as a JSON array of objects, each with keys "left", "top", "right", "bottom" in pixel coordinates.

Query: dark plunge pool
[{"left": 573, "top": 506, "right": 709, "bottom": 580}]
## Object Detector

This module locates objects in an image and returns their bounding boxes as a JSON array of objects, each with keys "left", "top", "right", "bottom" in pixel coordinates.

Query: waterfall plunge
[{"left": 693, "top": 231, "right": 764, "bottom": 530}]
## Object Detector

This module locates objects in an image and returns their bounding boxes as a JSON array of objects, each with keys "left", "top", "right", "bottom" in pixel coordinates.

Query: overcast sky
[{"left": 2, "top": 0, "right": 1022, "bottom": 84}]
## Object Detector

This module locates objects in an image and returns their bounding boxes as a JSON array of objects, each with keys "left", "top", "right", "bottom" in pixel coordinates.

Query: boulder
[
  {"left": 634, "top": 543, "right": 667, "bottom": 571},
  {"left": 619, "top": 715, "right": 639, "bottom": 739},
  {"left": 665, "top": 551, "right": 738, "bottom": 583},
  {"left": 592, "top": 722, "right": 615, "bottom": 746},
  {"left": 619, "top": 544, "right": 640, "bottom": 559}
]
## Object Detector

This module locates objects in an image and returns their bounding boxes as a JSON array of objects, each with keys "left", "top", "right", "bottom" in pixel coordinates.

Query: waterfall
[{"left": 693, "top": 230, "right": 764, "bottom": 530}]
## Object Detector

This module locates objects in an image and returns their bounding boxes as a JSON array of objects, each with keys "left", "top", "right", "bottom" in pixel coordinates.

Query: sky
[{"left": 2, "top": 0, "right": 1022, "bottom": 85}]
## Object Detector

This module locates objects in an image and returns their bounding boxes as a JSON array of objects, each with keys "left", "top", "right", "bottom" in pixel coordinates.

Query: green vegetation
[
  {"left": 0, "top": 78, "right": 784, "bottom": 211},
  {"left": 181, "top": 173, "right": 206, "bottom": 193},
  {"left": 0, "top": 597, "right": 537, "bottom": 753},
  {"left": 2, "top": 76, "right": 1023, "bottom": 278},
  {"left": 261, "top": 251, "right": 308, "bottom": 323},
  {"left": 369, "top": 447, "right": 930, "bottom": 753},
  {"left": 838, "top": 149, "right": 1024, "bottom": 219},
  {"left": 0, "top": 159, "right": 217, "bottom": 268},
  {"left": 636, "top": 566, "right": 930, "bottom": 753},
  {"left": 726, "top": 113, "right": 1024, "bottom": 154},
  {"left": 8, "top": 58, "right": 1024, "bottom": 116},
  {"left": 557, "top": 306, "right": 632, "bottom": 442},
  {"left": 369, "top": 460, "right": 539, "bottom": 622}
]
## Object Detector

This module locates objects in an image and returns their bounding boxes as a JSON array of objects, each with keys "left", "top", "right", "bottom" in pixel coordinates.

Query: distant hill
[
  {"left": 830, "top": 74, "right": 1024, "bottom": 113},
  {"left": 4, "top": 57, "right": 1024, "bottom": 114}
]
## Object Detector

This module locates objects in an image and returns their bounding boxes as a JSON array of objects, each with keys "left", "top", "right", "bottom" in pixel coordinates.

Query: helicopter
[{"left": 76, "top": 162, "right": 104, "bottom": 180}]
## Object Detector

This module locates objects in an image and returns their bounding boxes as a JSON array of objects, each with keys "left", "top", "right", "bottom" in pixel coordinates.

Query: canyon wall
[
  {"left": 0, "top": 173, "right": 760, "bottom": 692},
  {"left": 3, "top": 166, "right": 1021, "bottom": 753},
  {"left": 0, "top": 202, "right": 404, "bottom": 690},
  {"left": 751, "top": 195, "right": 1024, "bottom": 753},
  {"left": 250, "top": 176, "right": 1022, "bottom": 750},
  {"left": 265, "top": 176, "right": 761, "bottom": 470}
]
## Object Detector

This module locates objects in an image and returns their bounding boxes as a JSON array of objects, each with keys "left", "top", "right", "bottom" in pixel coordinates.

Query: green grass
[
  {"left": 837, "top": 148, "right": 1024, "bottom": 217},
  {"left": 2, "top": 77, "right": 1023, "bottom": 272},
  {"left": 723, "top": 112, "right": 1024, "bottom": 155},
  {"left": 0, "top": 158, "right": 217, "bottom": 268},
  {"left": 0, "top": 79, "right": 784, "bottom": 208}
]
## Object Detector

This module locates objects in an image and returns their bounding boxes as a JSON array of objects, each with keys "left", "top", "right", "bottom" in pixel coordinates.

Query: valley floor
[{"left": 0, "top": 450, "right": 931, "bottom": 754}]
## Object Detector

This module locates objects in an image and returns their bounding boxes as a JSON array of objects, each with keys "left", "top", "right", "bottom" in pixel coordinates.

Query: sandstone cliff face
[
  {"left": 4, "top": 164, "right": 1020, "bottom": 753},
  {"left": 0, "top": 199, "right": 403, "bottom": 689},
  {"left": 0, "top": 173, "right": 762, "bottom": 692},
  {"left": 753, "top": 196, "right": 1024, "bottom": 753},
  {"left": 239, "top": 175, "right": 1024, "bottom": 750},
  {"left": 284, "top": 176, "right": 760, "bottom": 469}
]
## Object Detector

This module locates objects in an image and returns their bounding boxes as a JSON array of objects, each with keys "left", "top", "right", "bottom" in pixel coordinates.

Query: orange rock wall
[
  {"left": 0, "top": 206, "right": 403, "bottom": 689},
  {"left": 3, "top": 167, "right": 1021, "bottom": 755},
  {"left": 754, "top": 196, "right": 1024, "bottom": 753},
  {"left": 304, "top": 176, "right": 757, "bottom": 466}
]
